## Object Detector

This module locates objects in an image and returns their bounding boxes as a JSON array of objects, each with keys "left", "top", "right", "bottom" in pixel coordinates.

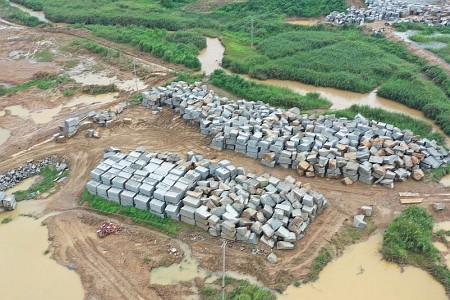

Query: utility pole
[
  {"left": 250, "top": 18, "right": 254, "bottom": 49},
  {"left": 221, "top": 241, "right": 227, "bottom": 300},
  {"left": 133, "top": 60, "right": 139, "bottom": 91}
]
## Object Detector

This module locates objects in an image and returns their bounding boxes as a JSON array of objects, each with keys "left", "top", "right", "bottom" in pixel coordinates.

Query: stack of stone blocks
[
  {"left": 86, "top": 149, "right": 328, "bottom": 249},
  {"left": 141, "top": 82, "right": 450, "bottom": 188}
]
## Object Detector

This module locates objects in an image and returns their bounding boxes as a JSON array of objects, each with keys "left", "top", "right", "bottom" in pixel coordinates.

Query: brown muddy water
[
  {"left": 198, "top": 37, "right": 224, "bottom": 75},
  {"left": 5, "top": 175, "right": 40, "bottom": 194},
  {"left": 2, "top": 93, "right": 118, "bottom": 124},
  {"left": 280, "top": 233, "right": 447, "bottom": 300},
  {"left": 0, "top": 201, "right": 84, "bottom": 300},
  {"left": 7, "top": 0, "right": 49, "bottom": 23},
  {"left": 285, "top": 19, "right": 319, "bottom": 26},
  {"left": 70, "top": 72, "right": 147, "bottom": 92}
]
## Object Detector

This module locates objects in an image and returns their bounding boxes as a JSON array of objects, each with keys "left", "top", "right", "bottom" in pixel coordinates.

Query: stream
[{"left": 7, "top": 0, "right": 49, "bottom": 23}]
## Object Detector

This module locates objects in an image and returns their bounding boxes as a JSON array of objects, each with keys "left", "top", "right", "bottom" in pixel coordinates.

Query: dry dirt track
[{"left": 2, "top": 105, "right": 449, "bottom": 299}]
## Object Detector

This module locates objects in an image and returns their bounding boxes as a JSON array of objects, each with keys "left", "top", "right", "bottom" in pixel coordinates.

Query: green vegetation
[
  {"left": 143, "top": 256, "right": 152, "bottom": 263},
  {"left": 1, "top": 216, "right": 13, "bottom": 224},
  {"left": 210, "top": 70, "right": 330, "bottom": 110},
  {"left": 0, "top": 74, "right": 71, "bottom": 96},
  {"left": 201, "top": 286, "right": 219, "bottom": 297},
  {"left": 62, "top": 86, "right": 78, "bottom": 97},
  {"left": 34, "top": 49, "right": 54, "bottom": 62},
  {"left": 306, "top": 246, "right": 333, "bottom": 282},
  {"left": 228, "top": 280, "right": 275, "bottom": 300},
  {"left": 80, "top": 189, "right": 180, "bottom": 234},
  {"left": 0, "top": 0, "right": 44, "bottom": 26},
  {"left": 172, "top": 72, "right": 204, "bottom": 84},
  {"left": 331, "top": 217, "right": 377, "bottom": 252},
  {"left": 382, "top": 206, "right": 450, "bottom": 292},
  {"left": 129, "top": 93, "right": 144, "bottom": 105},
  {"left": 81, "top": 84, "right": 117, "bottom": 95},
  {"left": 79, "top": 25, "right": 204, "bottom": 69},
  {"left": 429, "top": 164, "right": 450, "bottom": 182},
  {"left": 13, "top": 166, "right": 64, "bottom": 201},
  {"left": 333, "top": 105, "right": 444, "bottom": 144}
]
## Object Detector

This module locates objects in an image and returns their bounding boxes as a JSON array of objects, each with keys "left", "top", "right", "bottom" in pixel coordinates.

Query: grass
[
  {"left": 129, "top": 93, "right": 144, "bottom": 105},
  {"left": 332, "top": 105, "right": 445, "bottom": 144},
  {"left": 80, "top": 189, "right": 181, "bottom": 234},
  {"left": 143, "top": 256, "right": 152, "bottom": 263},
  {"left": 172, "top": 72, "right": 204, "bottom": 84},
  {"left": 1, "top": 216, "right": 13, "bottom": 224},
  {"left": 306, "top": 246, "right": 333, "bottom": 282},
  {"left": 210, "top": 69, "right": 331, "bottom": 110},
  {"left": 81, "top": 84, "right": 117, "bottom": 95},
  {"left": 34, "top": 49, "right": 54, "bottom": 62},
  {"left": 13, "top": 166, "right": 64, "bottom": 201},
  {"left": 331, "top": 217, "right": 377, "bottom": 252},
  {"left": 0, "top": 74, "right": 72, "bottom": 96},
  {"left": 382, "top": 205, "right": 450, "bottom": 292},
  {"left": 429, "top": 164, "right": 450, "bottom": 182},
  {"left": 62, "top": 86, "right": 78, "bottom": 97}
]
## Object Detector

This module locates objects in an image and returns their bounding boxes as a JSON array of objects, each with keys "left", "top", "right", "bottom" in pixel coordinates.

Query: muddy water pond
[
  {"left": 5, "top": 175, "right": 40, "bottom": 194},
  {"left": 280, "top": 233, "right": 447, "bottom": 300},
  {"left": 71, "top": 72, "right": 147, "bottom": 92},
  {"left": 0, "top": 201, "right": 84, "bottom": 299},
  {"left": 198, "top": 37, "right": 225, "bottom": 75},
  {"left": 7, "top": 0, "right": 49, "bottom": 23},
  {"left": 2, "top": 93, "right": 118, "bottom": 124}
]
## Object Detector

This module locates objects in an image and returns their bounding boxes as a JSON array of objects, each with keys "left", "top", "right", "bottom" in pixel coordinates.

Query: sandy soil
[{"left": 1, "top": 21, "right": 449, "bottom": 300}]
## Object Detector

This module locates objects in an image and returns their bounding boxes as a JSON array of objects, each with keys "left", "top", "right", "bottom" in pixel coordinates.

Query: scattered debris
[
  {"left": 353, "top": 215, "right": 367, "bottom": 228},
  {"left": 360, "top": 205, "right": 373, "bottom": 217},
  {"left": 434, "top": 203, "right": 445, "bottom": 211}
]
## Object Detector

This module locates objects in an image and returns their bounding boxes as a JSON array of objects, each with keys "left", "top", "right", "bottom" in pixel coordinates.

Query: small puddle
[
  {"left": 2, "top": 92, "right": 118, "bottom": 124},
  {"left": 71, "top": 72, "right": 147, "bottom": 92},
  {"left": 5, "top": 175, "right": 40, "bottom": 194},
  {"left": 150, "top": 242, "right": 209, "bottom": 285},
  {"left": 7, "top": 0, "right": 49, "bottom": 23},
  {"left": 0, "top": 210, "right": 84, "bottom": 300},
  {"left": 279, "top": 233, "right": 447, "bottom": 300},
  {"left": 435, "top": 221, "right": 450, "bottom": 232},
  {"left": 0, "top": 127, "right": 11, "bottom": 147},
  {"left": 285, "top": 18, "right": 318, "bottom": 26},
  {"left": 198, "top": 37, "right": 225, "bottom": 75}
]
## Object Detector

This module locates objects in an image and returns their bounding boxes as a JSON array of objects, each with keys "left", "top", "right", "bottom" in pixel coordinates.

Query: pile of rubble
[
  {"left": 325, "top": 1, "right": 450, "bottom": 26},
  {"left": 142, "top": 82, "right": 449, "bottom": 188},
  {"left": 0, "top": 156, "right": 59, "bottom": 191},
  {"left": 53, "top": 102, "right": 128, "bottom": 142},
  {"left": 86, "top": 148, "right": 328, "bottom": 249}
]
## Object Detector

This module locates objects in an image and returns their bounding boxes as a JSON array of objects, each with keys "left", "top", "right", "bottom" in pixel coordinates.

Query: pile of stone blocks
[
  {"left": 86, "top": 149, "right": 329, "bottom": 249},
  {"left": 53, "top": 102, "right": 128, "bottom": 141},
  {"left": 325, "top": 1, "right": 450, "bottom": 27},
  {"left": 141, "top": 82, "right": 450, "bottom": 188},
  {"left": 0, "top": 155, "right": 59, "bottom": 191}
]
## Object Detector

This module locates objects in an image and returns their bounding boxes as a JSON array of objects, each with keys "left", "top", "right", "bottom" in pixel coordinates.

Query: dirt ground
[{"left": 1, "top": 21, "right": 449, "bottom": 300}]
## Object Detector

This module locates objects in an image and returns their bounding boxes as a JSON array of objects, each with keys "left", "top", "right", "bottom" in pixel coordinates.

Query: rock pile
[
  {"left": 142, "top": 82, "right": 449, "bottom": 188},
  {"left": 325, "top": 1, "right": 450, "bottom": 26},
  {"left": 0, "top": 156, "right": 58, "bottom": 191},
  {"left": 86, "top": 148, "right": 328, "bottom": 249}
]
